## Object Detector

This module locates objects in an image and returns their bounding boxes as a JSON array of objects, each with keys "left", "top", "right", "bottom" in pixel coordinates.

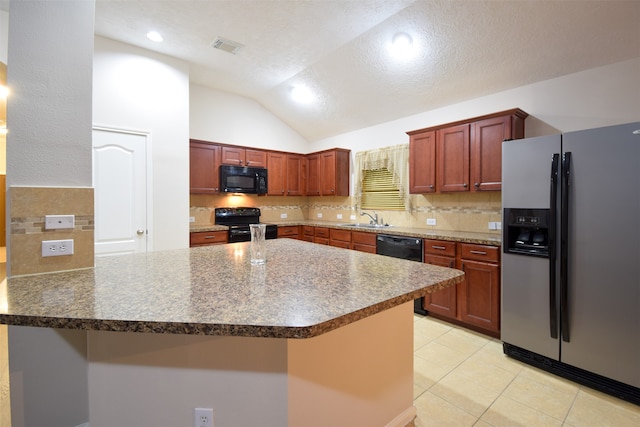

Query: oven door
[{"left": 228, "top": 226, "right": 251, "bottom": 243}]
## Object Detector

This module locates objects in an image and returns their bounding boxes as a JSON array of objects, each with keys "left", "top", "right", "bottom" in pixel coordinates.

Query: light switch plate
[
  {"left": 336, "top": 214, "right": 343, "bottom": 219},
  {"left": 426, "top": 218, "right": 436, "bottom": 226},
  {"left": 317, "top": 213, "right": 323, "bottom": 218},
  {"left": 280, "top": 213, "right": 288, "bottom": 219}
]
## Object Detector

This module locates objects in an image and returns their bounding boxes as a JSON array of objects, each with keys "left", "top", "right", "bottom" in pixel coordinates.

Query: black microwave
[{"left": 220, "top": 165, "right": 268, "bottom": 194}]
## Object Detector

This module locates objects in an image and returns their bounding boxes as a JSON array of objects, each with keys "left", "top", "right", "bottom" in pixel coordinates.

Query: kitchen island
[{"left": 1, "top": 239, "right": 464, "bottom": 427}]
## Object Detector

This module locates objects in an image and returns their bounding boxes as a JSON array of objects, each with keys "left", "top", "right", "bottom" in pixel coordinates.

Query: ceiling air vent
[{"left": 211, "top": 37, "right": 244, "bottom": 55}]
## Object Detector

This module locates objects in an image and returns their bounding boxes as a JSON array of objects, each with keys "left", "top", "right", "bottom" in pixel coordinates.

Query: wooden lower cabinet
[
  {"left": 302, "top": 226, "right": 315, "bottom": 242},
  {"left": 277, "top": 225, "right": 300, "bottom": 239},
  {"left": 423, "top": 240, "right": 500, "bottom": 337},
  {"left": 351, "top": 231, "right": 376, "bottom": 253},
  {"left": 458, "top": 244, "right": 500, "bottom": 334},
  {"left": 190, "top": 230, "right": 228, "bottom": 247},
  {"left": 423, "top": 240, "right": 457, "bottom": 318},
  {"left": 329, "top": 229, "right": 351, "bottom": 249},
  {"left": 314, "top": 227, "right": 330, "bottom": 245}
]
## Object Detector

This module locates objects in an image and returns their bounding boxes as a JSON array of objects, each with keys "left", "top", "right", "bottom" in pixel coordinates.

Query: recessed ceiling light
[
  {"left": 146, "top": 31, "right": 164, "bottom": 42},
  {"left": 388, "top": 32, "right": 415, "bottom": 59},
  {"left": 291, "top": 85, "right": 315, "bottom": 104}
]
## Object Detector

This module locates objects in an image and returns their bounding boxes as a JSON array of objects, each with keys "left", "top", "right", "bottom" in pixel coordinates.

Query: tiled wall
[
  {"left": 9, "top": 187, "right": 94, "bottom": 276},
  {"left": 190, "top": 192, "right": 502, "bottom": 234}
]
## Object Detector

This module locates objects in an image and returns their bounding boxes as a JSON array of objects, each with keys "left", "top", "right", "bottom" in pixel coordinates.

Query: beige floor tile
[
  {"left": 429, "top": 370, "right": 501, "bottom": 416},
  {"left": 466, "top": 339, "right": 525, "bottom": 375},
  {"left": 501, "top": 369, "right": 579, "bottom": 420},
  {"left": 480, "top": 395, "right": 564, "bottom": 427},
  {"left": 449, "top": 356, "right": 518, "bottom": 395},
  {"left": 413, "top": 391, "right": 478, "bottom": 427},
  {"left": 413, "top": 383, "right": 428, "bottom": 400},
  {"left": 564, "top": 388, "right": 640, "bottom": 427},
  {"left": 433, "top": 327, "right": 489, "bottom": 356},
  {"left": 415, "top": 341, "right": 469, "bottom": 376},
  {"left": 414, "top": 353, "right": 448, "bottom": 389}
]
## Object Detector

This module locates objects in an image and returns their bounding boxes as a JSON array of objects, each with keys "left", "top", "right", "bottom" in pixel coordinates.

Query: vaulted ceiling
[{"left": 40, "top": 1, "right": 640, "bottom": 141}]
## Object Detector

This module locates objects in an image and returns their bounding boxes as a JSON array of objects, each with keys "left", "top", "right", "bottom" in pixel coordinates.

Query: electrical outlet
[
  {"left": 496, "top": 222, "right": 502, "bottom": 230},
  {"left": 426, "top": 218, "right": 436, "bottom": 226},
  {"left": 194, "top": 408, "right": 213, "bottom": 427},
  {"left": 42, "top": 239, "right": 74, "bottom": 257},
  {"left": 45, "top": 214, "right": 75, "bottom": 230},
  {"left": 280, "top": 213, "right": 288, "bottom": 219},
  {"left": 189, "top": 216, "right": 195, "bottom": 223},
  {"left": 336, "top": 214, "right": 343, "bottom": 219},
  {"left": 350, "top": 214, "right": 356, "bottom": 220},
  {"left": 317, "top": 213, "right": 323, "bottom": 218}
]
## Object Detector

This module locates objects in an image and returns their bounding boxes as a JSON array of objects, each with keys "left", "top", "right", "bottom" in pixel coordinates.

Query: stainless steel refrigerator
[{"left": 501, "top": 121, "right": 640, "bottom": 404}]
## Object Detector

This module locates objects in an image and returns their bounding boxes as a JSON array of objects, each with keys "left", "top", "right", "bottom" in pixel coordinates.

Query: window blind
[{"left": 360, "top": 168, "right": 405, "bottom": 210}]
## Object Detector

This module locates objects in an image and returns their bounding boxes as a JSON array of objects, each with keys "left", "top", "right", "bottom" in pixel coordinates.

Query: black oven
[
  {"left": 215, "top": 207, "right": 277, "bottom": 243},
  {"left": 220, "top": 165, "right": 268, "bottom": 194}
]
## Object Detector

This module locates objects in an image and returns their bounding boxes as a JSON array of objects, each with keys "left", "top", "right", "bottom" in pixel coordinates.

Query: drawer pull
[
  {"left": 432, "top": 245, "right": 447, "bottom": 250},
  {"left": 470, "top": 250, "right": 487, "bottom": 255},
  {"left": 204, "top": 236, "right": 218, "bottom": 239}
]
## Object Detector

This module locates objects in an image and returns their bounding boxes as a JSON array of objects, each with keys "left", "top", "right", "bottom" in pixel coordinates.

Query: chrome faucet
[{"left": 360, "top": 211, "right": 378, "bottom": 225}]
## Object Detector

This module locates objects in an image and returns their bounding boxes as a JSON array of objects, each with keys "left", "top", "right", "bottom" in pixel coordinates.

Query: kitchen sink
[{"left": 342, "top": 223, "right": 391, "bottom": 229}]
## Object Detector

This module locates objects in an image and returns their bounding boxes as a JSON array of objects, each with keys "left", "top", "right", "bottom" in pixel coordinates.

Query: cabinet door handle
[
  {"left": 431, "top": 245, "right": 447, "bottom": 250},
  {"left": 246, "top": 161, "right": 250, "bottom": 166},
  {"left": 429, "top": 184, "right": 434, "bottom": 190},
  {"left": 474, "top": 182, "right": 479, "bottom": 188},
  {"left": 470, "top": 250, "right": 487, "bottom": 255},
  {"left": 463, "top": 183, "right": 468, "bottom": 188},
  {"left": 204, "top": 236, "right": 217, "bottom": 239}
]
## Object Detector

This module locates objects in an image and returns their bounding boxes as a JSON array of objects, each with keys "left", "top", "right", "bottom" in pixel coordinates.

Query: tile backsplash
[
  {"left": 190, "top": 192, "right": 502, "bottom": 234},
  {"left": 9, "top": 186, "right": 94, "bottom": 276}
]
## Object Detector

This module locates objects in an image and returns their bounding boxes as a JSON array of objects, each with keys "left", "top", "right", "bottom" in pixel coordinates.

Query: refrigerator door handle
[
  {"left": 549, "top": 153, "right": 560, "bottom": 339},
  {"left": 560, "top": 152, "right": 572, "bottom": 342}
]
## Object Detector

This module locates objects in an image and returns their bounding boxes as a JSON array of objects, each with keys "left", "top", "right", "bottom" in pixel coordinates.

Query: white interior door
[{"left": 92, "top": 127, "right": 150, "bottom": 256}]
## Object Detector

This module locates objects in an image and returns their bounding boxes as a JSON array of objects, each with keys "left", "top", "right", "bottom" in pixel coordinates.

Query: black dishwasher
[{"left": 376, "top": 234, "right": 426, "bottom": 315}]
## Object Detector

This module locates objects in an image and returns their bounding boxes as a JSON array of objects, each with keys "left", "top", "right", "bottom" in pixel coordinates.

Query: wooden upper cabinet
[
  {"left": 286, "top": 154, "right": 304, "bottom": 196},
  {"left": 189, "top": 140, "right": 221, "bottom": 194},
  {"left": 306, "top": 153, "right": 321, "bottom": 196},
  {"left": 409, "top": 130, "right": 436, "bottom": 193},
  {"left": 437, "top": 123, "right": 470, "bottom": 193},
  {"left": 221, "top": 146, "right": 267, "bottom": 167},
  {"left": 267, "top": 152, "right": 304, "bottom": 196},
  {"left": 319, "top": 149, "right": 350, "bottom": 196},
  {"left": 267, "top": 151, "right": 287, "bottom": 196},
  {"left": 471, "top": 114, "right": 524, "bottom": 191},
  {"left": 408, "top": 109, "right": 527, "bottom": 194}
]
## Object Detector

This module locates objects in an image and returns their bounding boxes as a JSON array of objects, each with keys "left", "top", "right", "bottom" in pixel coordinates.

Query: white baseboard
[{"left": 385, "top": 405, "right": 417, "bottom": 427}]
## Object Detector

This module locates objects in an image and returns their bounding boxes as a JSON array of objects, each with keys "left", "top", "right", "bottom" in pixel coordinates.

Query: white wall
[
  {"left": 309, "top": 58, "right": 640, "bottom": 154},
  {"left": 0, "top": 9, "right": 7, "bottom": 174},
  {"left": 6, "top": 0, "right": 94, "bottom": 186},
  {"left": 190, "top": 84, "right": 309, "bottom": 152},
  {"left": 93, "top": 36, "right": 190, "bottom": 250},
  {"left": 6, "top": 2, "right": 93, "bottom": 425}
]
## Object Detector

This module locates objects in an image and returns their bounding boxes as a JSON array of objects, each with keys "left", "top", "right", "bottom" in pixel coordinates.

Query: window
[
  {"left": 361, "top": 168, "right": 405, "bottom": 210},
  {"left": 354, "top": 144, "right": 410, "bottom": 212}
]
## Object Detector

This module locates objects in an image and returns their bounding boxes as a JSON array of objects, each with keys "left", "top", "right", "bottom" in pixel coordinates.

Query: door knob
[{"left": 136, "top": 229, "right": 145, "bottom": 236}]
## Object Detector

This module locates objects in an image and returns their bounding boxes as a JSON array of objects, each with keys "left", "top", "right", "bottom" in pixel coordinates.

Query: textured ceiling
[{"left": 83, "top": 1, "right": 640, "bottom": 140}]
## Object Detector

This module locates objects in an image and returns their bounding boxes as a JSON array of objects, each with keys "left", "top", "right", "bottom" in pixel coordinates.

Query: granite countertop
[
  {"left": 191, "top": 220, "right": 501, "bottom": 246},
  {"left": 0, "top": 239, "right": 464, "bottom": 339}
]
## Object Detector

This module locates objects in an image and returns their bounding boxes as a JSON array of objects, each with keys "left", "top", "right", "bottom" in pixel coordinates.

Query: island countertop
[{"left": 0, "top": 239, "right": 464, "bottom": 339}]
